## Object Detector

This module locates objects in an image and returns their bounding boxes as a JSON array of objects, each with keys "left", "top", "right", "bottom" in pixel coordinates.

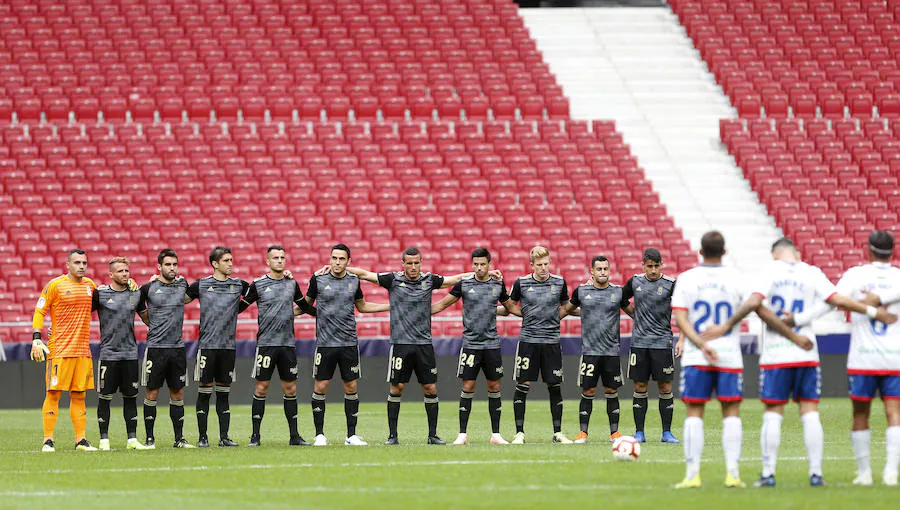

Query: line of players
[
  {"left": 32, "top": 242, "right": 685, "bottom": 450},
  {"left": 30, "top": 231, "right": 900, "bottom": 489}
]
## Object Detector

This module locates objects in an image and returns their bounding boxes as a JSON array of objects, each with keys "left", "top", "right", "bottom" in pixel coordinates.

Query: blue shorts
[
  {"left": 680, "top": 366, "right": 743, "bottom": 404},
  {"left": 848, "top": 373, "right": 900, "bottom": 401},
  {"left": 759, "top": 366, "right": 821, "bottom": 404}
]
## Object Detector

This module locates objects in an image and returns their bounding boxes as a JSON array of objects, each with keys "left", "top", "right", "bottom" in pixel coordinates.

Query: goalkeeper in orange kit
[{"left": 32, "top": 249, "right": 99, "bottom": 452}]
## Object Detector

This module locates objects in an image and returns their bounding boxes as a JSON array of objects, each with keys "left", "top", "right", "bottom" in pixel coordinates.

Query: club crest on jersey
[
  {"left": 348, "top": 283, "right": 354, "bottom": 291},
  {"left": 36, "top": 297, "right": 45, "bottom": 308},
  {"left": 657, "top": 287, "right": 664, "bottom": 295},
  {"left": 492, "top": 288, "right": 499, "bottom": 297},
  {"left": 86, "top": 287, "right": 92, "bottom": 296},
  {"left": 610, "top": 294, "right": 616, "bottom": 302},
  {"left": 421, "top": 281, "right": 428, "bottom": 289},
  {"left": 229, "top": 285, "right": 236, "bottom": 292},
  {"left": 551, "top": 286, "right": 559, "bottom": 295}
]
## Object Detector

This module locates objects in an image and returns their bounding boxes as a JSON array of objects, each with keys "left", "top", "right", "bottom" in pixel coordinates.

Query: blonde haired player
[{"left": 32, "top": 249, "right": 99, "bottom": 452}]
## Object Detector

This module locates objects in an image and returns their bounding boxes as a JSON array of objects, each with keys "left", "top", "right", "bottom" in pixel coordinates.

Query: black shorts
[
  {"left": 627, "top": 347, "right": 675, "bottom": 382},
  {"left": 457, "top": 347, "right": 504, "bottom": 381},
  {"left": 195, "top": 348, "right": 236, "bottom": 385},
  {"left": 314, "top": 346, "right": 360, "bottom": 382},
  {"left": 98, "top": 359, "right": 140, "bottom": 397},
  {"left": 143, "top": 347, "right": 187, "bottom": 390},
  {"left": 578, "top": 355, "right": 623, "bottom": 390},
  {"left": 514, "top": 342, "right": 563, "bottom": 384},
  {"left": 387, "top": 344, "right": 437, "bottom": 385},
  {"left": 252, "top": 346, "right": 298, "bottom": 382}
]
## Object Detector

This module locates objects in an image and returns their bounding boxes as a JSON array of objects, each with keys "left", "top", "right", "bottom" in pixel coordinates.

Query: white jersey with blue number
[
  {"left": 671, "top": 264, "right": 747, "bottom": 370},
  {"left": 835, "top": 262, "right": 900, "bottom": 375},
  {"left": 752, "top": 260, "right": 836, "bottom": 369}
]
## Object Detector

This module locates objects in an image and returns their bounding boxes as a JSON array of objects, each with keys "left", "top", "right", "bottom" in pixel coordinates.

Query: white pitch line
[{"left": 0, "top": 456, "right": 860, "bottom": 477}]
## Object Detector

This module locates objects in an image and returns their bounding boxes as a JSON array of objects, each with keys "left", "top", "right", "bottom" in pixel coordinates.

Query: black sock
[
  {"left": 387, "top": 393, "right": 401, "bottom": 437},
  {"left": 513, "top": 383, "right": 529, "bottom": 434},
  {"left": 283, "top": 395, "right": 299, "bottom": 438},
  {"left": 215, "top": 386, "right": 231, "bottom": 439},
  {"left": 458, "top": 391, "right": 473, "bottom": 433},
  {"left": 123, "top": 396, "right": 138, "bottom": 439},
  {"left": 606, "top": 393, "right": 620, "bottom": 434},
  {"left": 488, "top": 391, "right": 502, "bottom": 434},
  {"left": 424, "top": 394, "right": 439, "bottom": 437},
  {"left": 143, "top": 397, "right": 158, "bottom": 441},
  {"left": 98, "top": 395, "right": 112, "bottom": 439},
  {"left": 251, "top": 394, "right": 266, "bottom": 436},
  {"left": 633, "top": 391, "right": 648, "bottom": 433},
  {"left": 344, "top": 393, "right": 359, "bottom": 437},
  {"left": 659, "top": 392, "right": 675, "bottom": 433},
  {"left": 196, "top": 387, "right": 212, "bottom": 438},
  {"left": 579, "top": 393, "right": 594, "bottom": 433},
  {"left": 170, "top": 400, "right": 185, "bottom": 440},
  {"left": 312, "top": 392, "right": 326, "bottom": 436},
  {"left": 548, "top": 384, "right": 563, "bottom": 434}
]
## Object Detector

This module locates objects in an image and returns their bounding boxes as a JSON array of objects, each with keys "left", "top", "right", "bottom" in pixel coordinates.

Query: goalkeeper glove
[
  {"left": 128, "top": 278, "right": 139, "bottom": 291},
  {"left": 31, "top": 332, "right": 50, "bottom": 362}
]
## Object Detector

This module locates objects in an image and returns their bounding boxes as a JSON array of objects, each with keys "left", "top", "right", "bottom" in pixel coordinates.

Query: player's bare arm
[
  {"left": 497, "top": 299, "right": 521, "bottom": 317},
  {"left": 754, "top": 304, "right": 814, "bottom": 350},
  {"left": 439, "top": 272, "right": 475, "bottom": 289},
  {"left": 674, "top": 334, "right": 685, "bottom": 358},
  {"left": 431, "top": 294, "right": 459, "bottom": 315},
  {"left": 702, "top": 294, "right": 763, "bottom": 340},
  {"left": 826, "top": 293, "right": 898, "bottom": 325},
  {"left": 344, "top": 266, "right": 380, "bottom": 284},
  {"left": 560, "top": 301, "right": 580, "bottom": 318},
  {"left": 673, "top": 309, "right": 719, "bottom": 364},
  {"left": 138, "top": 310, "right": 150, "bottom": 326},
  {"left": 356, "top": 299, "right": 389, "bottom": 313}
]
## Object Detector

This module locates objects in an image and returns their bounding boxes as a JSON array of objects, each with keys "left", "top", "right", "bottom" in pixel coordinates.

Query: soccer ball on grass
[{"left": 611, "top": 436, "right": 641, "bottom": 462}]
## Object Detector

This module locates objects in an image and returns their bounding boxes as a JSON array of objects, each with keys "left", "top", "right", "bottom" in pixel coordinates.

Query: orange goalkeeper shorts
[{"left": 46, "top": 357, "right": 95, "bottom": 392}]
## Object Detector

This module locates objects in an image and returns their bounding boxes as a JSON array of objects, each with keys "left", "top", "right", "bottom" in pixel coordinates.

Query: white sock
[
  {"left": 851, "top": 429, "right": 872, "bottom": 475},
  {"left": 801, "top": 411, "right": 824, "bottom": 477},
  {"left": 683, "top": 416, "right": 704, "bottom": 479},
  {"left": 760, "top": 411, "right": 782, "bottom": 477},
  {"left": 886, "top": 426, "right": 900, "bottom": 478},
  {"left": 722, "top": 416, "right": 742, "bottom": 479}
]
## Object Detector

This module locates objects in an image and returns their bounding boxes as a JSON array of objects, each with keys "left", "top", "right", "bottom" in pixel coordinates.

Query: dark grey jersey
[
  {"left": 92, "top": 286, "right": 140, "bottom": 361},
  {"left": 378, "top": 272, "right": 444, "bottom": 345},
  {"left": 450, "top": 276, "right": 509, "bottom": 350},
  {"left": 242, "top": 276, "right": 305, "bottom": 348},
  {"left": 137, "top": 280, "right": 187, "bottom": 349},
  {"left": 510, "top": 274, "right": 568, "bottom": 344},
  {"left": 307, "top": 272, "right": 364, "bottom": 348},
  {"left": 186, "top": 276, "right": 250, "bottom": 350},
  {"left": 621, "top": 274, "right": 676, "bottom": 349},
  {"left": 570, "top": 284, "right": 623, "bottom": 356}
]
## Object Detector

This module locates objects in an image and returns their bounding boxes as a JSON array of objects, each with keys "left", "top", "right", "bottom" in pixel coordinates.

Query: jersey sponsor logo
[
  {"left": 496, "top": 366, "right": 504, "bottom": 374},
  {"left": 351, "top": 364, "right": 360, "bottom": 374},
  {"left": 430, "top": 367, "right": 438, "bottom": 374},
  {"left": 662, "top": 366, "right": 675, "bottom": 375},
  {"left": 290, "top": 366, "right": 298, "bottom": 375},
  {"left": 552, "top": 369, "right": 563, "bottom": 377}
]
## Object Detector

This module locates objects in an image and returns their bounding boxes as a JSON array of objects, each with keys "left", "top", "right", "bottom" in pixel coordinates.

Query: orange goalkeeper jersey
[{"left": 32, "top": 275, "right": 97, "bottom": 358}]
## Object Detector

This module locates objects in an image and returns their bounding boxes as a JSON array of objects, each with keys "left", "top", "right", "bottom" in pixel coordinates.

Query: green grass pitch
[{"left": 0, "top": 398, "right": 896, "bottom": 509}]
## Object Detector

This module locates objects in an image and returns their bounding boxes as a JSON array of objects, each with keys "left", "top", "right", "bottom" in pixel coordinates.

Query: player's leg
[
  {"left": 601, "top": 355, "right": 624, "bottom": 441},
  {"left": 484, "top": 348, "right": 505, "bottom": 443},
  {"left": 70, "top": 357, "right": 95, "bottom": 450},
  {"left": 881, "top": 377, "right": 900, "bottom": 485},
  {"left": 386, "top": 345, "right": 412, "bottom": 444},
  {"left": 628, "top": 348, "right": 650, "bottom": 442},
  {"left": 543, "top": 344, "right": 569, "bottom": 443},
  {"left": 796, "top": 366, "right": 825, "bottom": 485},
  {"left": 311, "top": 348, "right": 332, "bottom": 444},
  {"left": 167, "top": 347, "right": 189, "bottom": 447},
  {"left": 717, "top": 371, "right": 744, "bottom": 488},
  {"left": 214, "top": 350, "right": 237, "bottom": 445},
  {"left": 340, "top": 347, "right": 363, "bottom": 444},
  {"left": 655, "top": 349, "right": 678, "bottom": 443},
  {"left": 141, "top": 349, "right": 157, "bottom": 446},
  {"left": 122, "top": 360, "right": 143, "bottom": 446},
  {"left": 41, "top": 359, "right": 63, "bottom": 450},
  {"left": 195, "top": 349, "right": 214, "bottom": 446},
  {"left": 417, "top": 345, "right": 442, "bottom": 444},
  {"left": 757, "top": 367, "right": 788, "bottom": 486},
  {"left": 512, "top": 342, "right": 537, "bottom": 442},
  {"left": 849, "top": 374, "right": 876, "bottom": 484},
  {"left": 97, "top": 360, "right": 113, "bottom": 447},
  {"left": 576, "top": 355, "right": 599, "bottom": 443},
  {"left": 455, "top": 348, "right": 478, "bottom": 444},
  {"left": 281, "top": 378, "right": 306, "bottom": 445},
  {"left": 250, "top": 379, "right": 270, "bottom": 445},
  {"left": 675, "top": 366, "right": 712, "bottom": 488}
]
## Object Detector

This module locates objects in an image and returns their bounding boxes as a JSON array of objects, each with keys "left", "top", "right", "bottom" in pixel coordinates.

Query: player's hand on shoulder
[
  {"left": 489, "top": 269, "right": 503, "bottom": 280},
  {"left": 149, "top": 274, "right": 160, "bottom": 283},
  {"left": 314, "top": 265, "right": 330, "bottom": 276},
  {"left": 284, "top": 269, "right": 293, "bottom": 279},
  {"left": 127, "top": 278, "right": 139, "bottom": 291}
]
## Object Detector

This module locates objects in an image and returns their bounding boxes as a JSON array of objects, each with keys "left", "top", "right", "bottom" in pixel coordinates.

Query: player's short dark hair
[
  {"left": 642, "top": 248, "right": 662, "bottom": 263},
  {"left": 402, "top": 246, "right": 421, "bottom": 261},
  {"left": 157, "top": 248, "right": 178, "bottom": 265},
  {"left": 331, "top": 243, "right": 351, "bottom": 258},
  {"left": 68, "top": 248, "right": 86, "bottom": 260},
  {"left": 471, "top": 247, "right": 491, "bottom": 261},
  {"left": 209, "top": 246, "right": 231, "bottom": 265},
  {"left": 267, "top": 245, "right": 285, "bottom": 254},
  {"left": 771, "top": 237, "right": 795, "bottom": 252},
  {"left": 869, "top": 230, "right": 894, "bottom": 260},
  {"left": 701, "top": 231, "right": 726, "bottom": 259},
  {"left": 591, "top": 255, "right": 609, "bottom": 268}
]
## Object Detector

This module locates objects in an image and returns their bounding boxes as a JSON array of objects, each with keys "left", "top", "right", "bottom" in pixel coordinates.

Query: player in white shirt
[
  {"left": 793, "top": 231, "right": 900, "bottom": 486},
  {"left": 705, "top": 237, "right": 896, "bottom": 488},
  {"left": 671, "top": 232, "right": 812, "bottom": 490}
]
